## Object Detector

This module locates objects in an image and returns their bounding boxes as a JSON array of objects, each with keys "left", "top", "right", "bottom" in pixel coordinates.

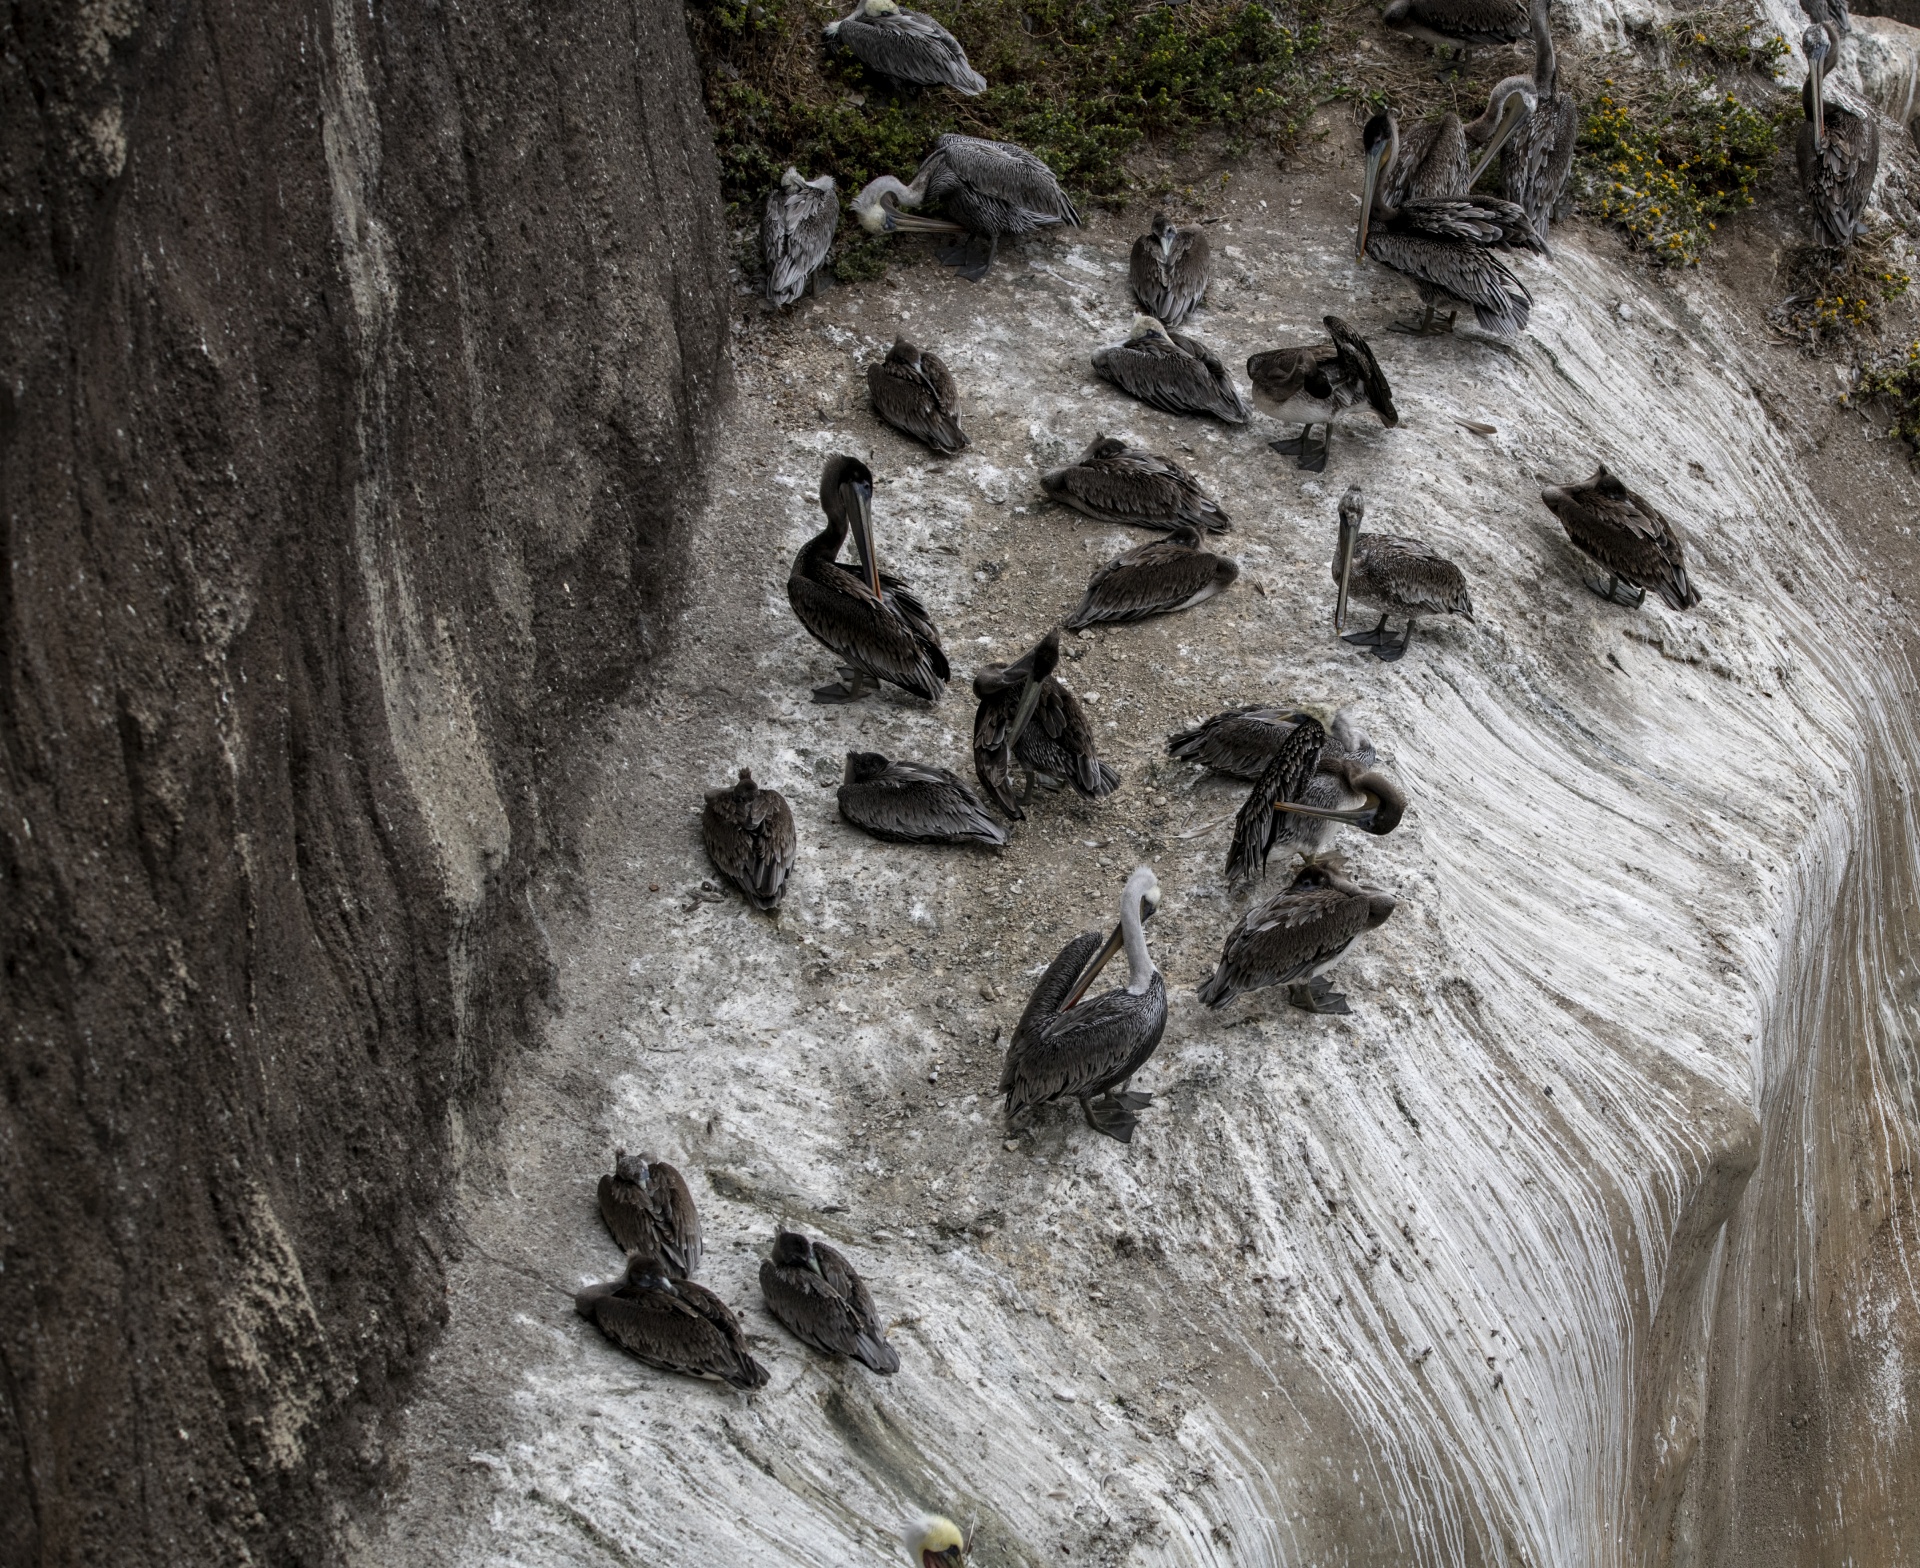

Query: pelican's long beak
[
  {"left": 1335, "top": 526, "right": 1355, "bottom": 633},
  {"left": 1810, "top": 53, "right": 1826, "bottom": 149},
  {"left": 1008, "top": 671, "right": 1045, "bottom": 746},
  {"left": 1062, "top": 924, "right": 1126, "bottom": 1009},
  {"left": 887, "top": 210, "right": 968, "bottom": 234},
  {"left": 846, "top": 480, "right": 883, "bottom": 600},
  {"left": 1467, "top": 94, "right": 1532, "bottom": 187},
  {"left": 1358, "top": 141, "right": 1387, "bottom": 259},
  {"left": 1274, "top": 796, "right": 1381, "bottom": 829}
]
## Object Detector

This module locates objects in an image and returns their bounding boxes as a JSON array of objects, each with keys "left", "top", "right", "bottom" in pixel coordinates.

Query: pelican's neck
[
  {"left": 878, "top": 170, "right": 932, "bottom": 207},
  {"left": 1120, "top": 869, "right": 1157, "bottom": 992},
  {"left": 1530, "top": 0, "right": 1556, "bottom": 93},
  {"left": 807, "top": 494, "right": 852, "bottom": 558},
  {"left": 1466, "top": 78, "right": 1530, "bottom": 144},
  {"left": 1373, "top": 120, "right": 1402, "bottom": 221}
]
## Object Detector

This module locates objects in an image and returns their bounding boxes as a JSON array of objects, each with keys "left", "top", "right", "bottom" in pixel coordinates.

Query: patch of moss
[{"left": 1848, "top": 340, "right": 1920, "bottom": 452}]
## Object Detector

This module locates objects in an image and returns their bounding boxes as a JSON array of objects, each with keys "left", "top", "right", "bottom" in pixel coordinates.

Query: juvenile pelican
[
  {"left": 868, "top": 338, "right": 968, "bottom": 454},
  {"left": 1065, "top": 527, "right": 1239, "bottom": 631},
  {"left": 1040, "top": 437, "right": 1230, "bottom": 533},
  {"left": 1094, "top": 317, "right": 1251, "bottom": 423},
  {"left": 1001, "top": 866, "right": 1167, "bottom": 1142},
  {"left": 789, "top": 454, "right": 950, "bottom": 702},
  {"left": 906, "top": 1517, "right": 970, "bottom": 1567},
  {"left": 825, "top": 0, "right": 987, "bottom": 94},
  {"left": 838, "top": 752, "right": 1009, "bottom": 846},
  {"left": 575, "top": 1255, "right": 769, "bottom": 1389},
  {"left": 1198, "top": 859, "right": 1397, "bottom": 1014},
  {"left": 1359, "top": 111, "right": 1541, "bottom": 337},
  {"left": 1383, "top": 0, "right": 1531, "bottom": 53},
  {"left": 1129, "top": 213, "right": 1211, "bottom": 326},
  {"left": 702, "top": 769, "right": 797, "bottom": 910},
  {"left": 763, "top": 169, "right": 840, "bottom": 308},
  {"left": 1539, "top": 465, "right": 1701, "bottom": 610},
  {"left": 1271, "top": 709, "right": 1407, "bottom": 862},
  {"left": 1385, "top": 77, "right": 1537, "bottom": 206},
  {"left": 1168, "top": 705, "right": 1308, "bottom": 779},
  {"left": 1334, "top": 485, "right": 1474, "bottom": 661},
  {"left": 972, "top": 629, "right": 1119, "bottom": 817},
  {"left": 852, "top": 134, "right": 1079, "bottom": 280},
  {"left": 1248, "top": 315, "right": 1399, "bottom": 472},
  {"left": 1503, "top": 0, "right": 1577, "bottom": 246},
  {"left": 1224, "top": 712, "right": 1326, "bottom": 885},
  {"left": 1797, "top": 20, "right": 1879, "bottom": 246},
  {"left": 760, "top": 1229, "right": 901, "bottom": 1373},
  {"left": 599, "top": 1151, "right": 702, "bottom": 1278}
]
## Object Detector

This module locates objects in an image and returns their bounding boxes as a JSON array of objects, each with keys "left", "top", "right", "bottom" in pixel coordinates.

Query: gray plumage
[
  {"left": 760, "top": 1230, "right": 900, "bottom": 1373},
  {"left": 867, "top": 338, "right": 967, "bottom": 454},
  {"left": 1539, "top": 464, "right": 1701, "bottom": 611},
  {"left": 599, "top": 1151, "right": 702, "bottom": 1278},
  {"left": 1224, "top": 715, "right": 1327, "bottom": 886},
  {"left": 763, "top": 169, "right": 839, "bottom": 308},
  {"left": 1797, "top": 22, "right": 1878, "bottom": 246},
  {"left": 1382, "top": 0, "right": 1531, "bottom": 50},
  {"left": 575, "top": 1255, "right": 769, "bottom": 1389},
  {"left": 1334, "top": 484, "right": 1473, "bottom": 661},
  {"left": 851, "top": 135, "right": 1078, "bottom": 279},
  {"left": 1129, "top": 213, "right": 1211, "bottom": 327},
  {"left": 1503, "top": 0, "right": 1576, "bottom": 246},
  {"left": 825, "top": 0, "right": 986, "bottom": 94},
  {"left": 702, "top": 768, "right": 797, "bottom": 910},
  {"left": 1269, "top": 710, "right": 1407, "bottom": 862},
  {"left": 1248, "top": 315, "right": 1398, "bottom": 471},
  {"left": 1065, "top": 526, "right": 1238, "bottom": 631},
  {"left": 1197, "top": 860, "right": 1397, "bottom": 1013},
  {"left": 1167, "top": 705, "right": 1307, "bottom": 780},
  {"left": 1039, "top": 436, "right": 1230, "bottom": 533},
  {"left": 1387, "top": 75, "right": 1537, "bottom": 207},
  {"left": 973, "top": 629, "right": 1118, "bottom": 816},
  {"left": 837, "top": 751, "right": 1008, "bottom": 846},
  {"left": 1094, "top": 317, "right": 1250, "bottom": 423}
]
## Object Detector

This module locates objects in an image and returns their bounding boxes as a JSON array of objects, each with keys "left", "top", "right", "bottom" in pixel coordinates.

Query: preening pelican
[
  {"left": 1503, "top": 0, "right": 1577, "bottom": 246},
  {"left": 788, "top": 455, "right": 950, "bottom": 702},
  {"left": 838, "top": 752, "right": 1008, "bottom": 846},
  {"left": 1384, "top": 77, "right": 1536, "bottom": 206},
  {"left": 868, "top": 338, "right": 968, "bottom": 454},
  {"left": 906, "top": 1517, "right": 970, "bottom": 1567},
  {"left": 702, "top": 769, "right": 797, "bottom": 910},
  {"left": 1129, "top": 213, "right": 1211, "bottom": 326},
  {"left": 1383, "top": 0, "right": 1531, "bottom": 53},
  {"left": 1797, "top": 20, "right": 1879, "bottom": 246},
  {"left": 1333, "top": 484, "right": 1474, "bottom": 661},
  {"left": 852, "top": 134, "right": 1079, "bottom": 280},
  {"left": 1248, "top": 314, "right": 1399, "bottom": 472},
  {"left": 1094, "top": 316, "right": 1251, "bottom": 423},
  {"left": 599, "top": 1151, "right": 702, "bottom": 1278},
  {"left": 1001, "top": 866, "right": 1167, "bottom": 1142},
  {"left": 575, "top": 1255, "right": 769, "bottom": 1389},
  {"left": 1198, "top": 859, "right": 1397, "bottom": 1014},
  {"left": 1269, "top": 708, "right": 1407, "bottom": 862},
  {"left": 825, "top": 0, "right": 986, "bottom": 93},
  {"left": 973, "top": 629, "right": 1119, "bottom": 816},
  {"left": 760, "top": 1229, "right": 901, "bottom": 1373},
  {"left": 1538, "top": 465, "right": 1701, "bottom": 610},
  {"left": 763, "top": 169, "right": 839, "bottom": 308},
  {"left": 1040, "top": 436, "right": 1230, "bottom": 533},
  {"left": 1065, "top": 527, "right": 1239, "bottom": 630}
]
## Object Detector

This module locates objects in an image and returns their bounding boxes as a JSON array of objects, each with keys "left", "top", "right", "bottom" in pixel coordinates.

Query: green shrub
[{"left": 1849, "top": 340, "right": 1920, "bottom": 451}]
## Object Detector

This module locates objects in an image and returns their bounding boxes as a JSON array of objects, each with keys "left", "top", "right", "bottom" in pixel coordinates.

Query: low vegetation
[
  {"left": 1849, "top": 340, "right": 1920, "bottom": 452},
  {"left": 1770, "top": 235, "right": 1912, "bottom": 351}
]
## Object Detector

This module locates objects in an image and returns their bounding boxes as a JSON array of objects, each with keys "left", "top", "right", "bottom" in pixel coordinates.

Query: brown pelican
[
  {"left": 1224, "top": 711, "right": 1325, "bottom": 884},
  {"left": 1248, "top": 315, "right": 1399, "bottom": 472},
  {"left": 789, "top": 455, "right": 949, "bottom": 702},
  {"left": 759, "top": 1229, "right": 901, "bottom": 1373},
  {"left": 1797, "top": 20, "right": 1879, "bottom": 246},
  {"left": 1539, "top": 465, "right": 1701, "bottom": 610},
  {"left": 1198, "top": 859, "right": 1397, "bottom": 1014},
  {"left": 1168, "top": 705, "right": 1309, "bottom": 780},
  {"left": 908, "top": 1518, "right": 970, "bottom": 1567},
  {"left": 972, "top": 629, "right": 1118, "bottom": 817},
  {"left": 1805, "top": 0, "right": 1851, "bottom": 37},
  {"left": 1065, "top": 527, "right": 1239, "bottom": 631},
  {"left": 868, "top": 338, "right": 967, "bottom": 454},
  {"left": 1129, "top": 213, "right": 1211, "bottom": 327},
  {"left": 1269, "top": 708, "right": 1407, "bottom": 863},
  {"left": 702, "top": 769, "right": 797, "bottom": 910},
  {"left": 1383, "top": 0, "right": 1531, "bottom": 53},
  {"left": 1334, "top": 484, "right": 1474, "bottom": 661},
  {"left": 1001, "top": 866, "right": 1166, "bottom": 1142},
  {"left": 1503, "top": 0, "right": 1577, "bottom": 246},
  {"left": 838, "top": 752, "right": 1008, "bottom": 846},
  {"left": 1385, "top": 78, "right": 1536, "bottom": 206},
  {"left": 763, "top": 169, "right": 840, "bottom": 308},
  {"left": 1040, "top": 437, "right": 1229, "bottom": 533},
  {"left": 825, "top": 0, "right": 986, "bottom": 94},
  {"left": 1359, "top": 111, "right": 1541, "bottom": 337},
  {"left": 852, "top": 134, "right": 1079, "bottom": 280},
  {"left": 576, "top": 1255, "right": 769, "bottom": 1388},
  {"left": 1094, "top": 317, "right": 1251, "bottom": 423},
  {"left": 599, "top": 1151, "right": 702, "bottom": 1278}
]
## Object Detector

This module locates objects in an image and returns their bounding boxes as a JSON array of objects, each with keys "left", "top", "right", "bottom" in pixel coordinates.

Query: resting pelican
[
  {"left": 1383, "top": 0, "right": 1531, "bottom": 53},
  {"left": 702, "top": 769, "right": 796, "bottom": 910},
  {"left": 1798, "top": 20, "right": 1879, "bottom": 246},
  {"left": 1248, "top": 314, "right": 1399, "bottom": 471},
  {"left": 789, "top": 454, "right": 949, "bottom": 702},
  {"left": 599, "top": 1151, "right": 702, "bottom": 1278},
  {"left": 575, "top": 1255, "right": 769, "bottom": 1389},
  {"left": 1198, "top": 859, "right": 1397, "bottom": 1014},
  {"left": 852, "top": 134, "right": 1079, "bottom": 280},
  {"left": 1360, "top": 111, "right": 1541, "bottom": 337},
  {"left": 973, "top": 629, "right": 1118, "bottom": 816},
  {"left": 1001, "top": 866, "right": 1166, "bottom": 1142},
  {"left": 1129, "top": 213, "right": 1211, "bottom": 326},
  {"left": 1503, "top": 0, "right": 1577, "bottom": 246},
  {"left": 1094, "top": 317, "right": 1250, "bottom": 423},
  {"left": 1065, "top": 527, "right": 1238, "bottom": 631},
  {"left": 1539, "top": 465, "right": 1701, "bottom": 610},
  {"left": 1385, "top": 77, "right": 1536, "bottom": 206},
  {"left": 868, "top": 338, "right": 967, "bottom": 454},
  {"left": 760, "top": 1229, "right": 900, "bottom": 1373},
  {"left": 825, "top": 0, "right": 986, "bottom": 94},
  {"left": 1168, "top": 705, "right": 1308, "bottom": 779},
  {"left": 838, "top": 752, "right": 1008, "bottom": 846},
  {"left": 1040, "top": 437, "right": 1230, "bottom": 533},
  {"left": 906, "top": 1517, "right": 970, "bottom": 1567},
  {"left": 1334, "top": 484, "right": 1474, "bottom": 661},
  {"left": 763, "top": 169, "right": 839, "bottom": 308}
]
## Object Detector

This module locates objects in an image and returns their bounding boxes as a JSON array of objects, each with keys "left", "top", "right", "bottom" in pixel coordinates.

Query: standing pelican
[
  {"left": 1198, "top": 860, "right": 1397, "bottom": 1014},
  {"left": 1248, "top": 315, "right": 1399, "bottom": 472},
  {"left": 1385, "top": 77, "right": 1536, "bottom": 206},
  {"left": 868, "top": 338, "right": 968, "bottom": 454},
  {"left": 1224, "top": 712, "right": 1326, "bottom": 885},
  {"left": 1798, "top": 20, "right": 1879, "bottom": 246},
  {"left": 1094, "top": 317, "right": 1251, "bottom": 423},
  {"left": 1804, "top": 0, "right": 1851, "bottom": 37},
  {"left": 825, "top": 0, "right": 986, "bottom": 94},
  {"left": 1359, "top": 111, "right": 1541, "bottom": 337},
  {"left": 972, "top": 629, "right": 1119, "bottom": 817},
  {"left": 1129, "top": 213, "right": 1211, "bottom": 326},
  {"left": 1168, "top": 705, "right": 1309, "bottom": 780},
  {"left": 1539, "top": 465, "right": 1701, "bottom": 610},
  {"left": 789, "top": 455, "right": 949, "bottom": 702},
  {"left": 1268, "top": 709, "right": 1407, "bottom": 863},
  {"left": 575, "top": 1255, "right": 770, "bottom": 1389},
  {"left": 1040, "top": 437, "right": 1230, "bottom": 533},
  {"left": 1065, "top": 527, "right": 1238, "bottom": 631},
  {"left": 763, "top": 169, "right": 840, "bottom": 308},
  {"left": 852, "top": 134, "right": 1079, "bottom": 280},
  {"left": 760, "top": 1229, "right": 901, "bottom": 1373},
  {"left": 1001, "top": 866, "right": 1166, "bottom": 1142},
  {"left": 838, "top": 752, "right": 1009, "bottom": 846},
  {"left": 1333, "top": 485, "right": 1474, "bottom": 661},
  {"left": 599, "top": 1151, "right": 702, "bottom": 1278},
  {"left": 1503, "top": 0, "right": 1577, "bottom": 246},
  {"left": 1383, "top": 0, "right": 1531, "bottom": 53},
  {"left": 702, "top": 769, "right": 797, "bottom": 910}
]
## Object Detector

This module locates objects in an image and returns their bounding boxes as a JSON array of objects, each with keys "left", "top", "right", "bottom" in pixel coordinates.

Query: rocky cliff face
[{"left": 0, "top": 1, "right": 726, "bottom": 1562}]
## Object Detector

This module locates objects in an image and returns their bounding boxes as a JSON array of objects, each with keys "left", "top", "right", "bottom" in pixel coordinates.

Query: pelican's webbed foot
[
  {"left": 1288, "top": 977, "right": 1351, "bottom": 1015},
  {"left": 811, "top": 667, "right": 878, "bottom": 704},
  {"left": 1082, "top": 1095, "right": 1140, "bottom": 1143},
  {"left": 938, "top": 233, "right": 995, "bottom": 282},
  {"left": 1341, "top": 613, "right": 1397, "bottom": 654},
  {"left": 1388, "top": 305, "right": 1456, "bottom": 337},
  {"left": 1269, "top": 425, "right": 1329, "bottom": 472},
  {"left": 1582, "top": 572, "right": 1646, "bottom": 610}
]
